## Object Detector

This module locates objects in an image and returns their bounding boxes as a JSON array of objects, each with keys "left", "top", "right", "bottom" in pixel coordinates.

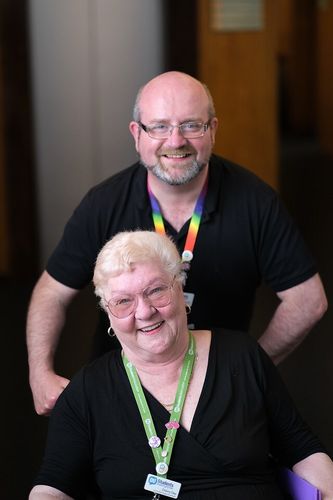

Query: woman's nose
[{"left": 134, "top": 296, "right": 157, "bottom": 319}]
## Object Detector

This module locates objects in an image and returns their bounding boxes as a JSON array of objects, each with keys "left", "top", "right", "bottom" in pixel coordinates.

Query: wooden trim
[
  {"left": 0, "top": 0, "right": 38, "bottom": 279},
  {"left": 162, "top": 0, "right": 198, "bottom": 76}
]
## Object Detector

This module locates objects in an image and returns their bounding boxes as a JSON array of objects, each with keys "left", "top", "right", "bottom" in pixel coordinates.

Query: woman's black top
[{"left": 33, "top": 329, "right": 325, "bottom": 499}]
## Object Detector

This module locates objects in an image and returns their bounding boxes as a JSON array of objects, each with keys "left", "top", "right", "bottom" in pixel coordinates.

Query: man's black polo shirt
[{"left": 47, "top": 154, "right": 316, "bottom": 353}]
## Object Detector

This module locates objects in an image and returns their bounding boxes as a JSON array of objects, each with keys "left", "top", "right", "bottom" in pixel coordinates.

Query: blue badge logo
[{"left": 149, "top": 476, "right": 158, "bottom": 485}]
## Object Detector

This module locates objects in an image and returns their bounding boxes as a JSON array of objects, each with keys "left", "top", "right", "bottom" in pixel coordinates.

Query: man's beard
[{"left": 140, "top": 156, "right": 205, "bottom": 186}]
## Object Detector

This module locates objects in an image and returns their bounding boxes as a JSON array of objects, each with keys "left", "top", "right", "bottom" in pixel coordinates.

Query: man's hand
[
  {"left": 26, "top": 271, "right": 79, "bottom": 415},
  {"left": 30, "top": 370, "right": 70, "bottom": 415}
]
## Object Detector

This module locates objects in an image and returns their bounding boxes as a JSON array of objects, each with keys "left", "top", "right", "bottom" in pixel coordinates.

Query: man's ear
[
  {"left": 209, "top": 117, "right": 218, "bottom": 145},
  {"left": 129, "top": 121, "right": 140, "bottom": 152}
]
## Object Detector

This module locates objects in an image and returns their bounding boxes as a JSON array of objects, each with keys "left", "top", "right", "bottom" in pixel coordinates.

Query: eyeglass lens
[
  {"left": 108, "top": 283, "right": 172, "bottom": 318},
  {"left": 141, "top": 122, "right": 208, "bottom": 139}
]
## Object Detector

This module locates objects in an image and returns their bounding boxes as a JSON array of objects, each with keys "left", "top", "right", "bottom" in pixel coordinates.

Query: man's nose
[{"left": 166, "top": 126, "right": 187, "bottom": 148}]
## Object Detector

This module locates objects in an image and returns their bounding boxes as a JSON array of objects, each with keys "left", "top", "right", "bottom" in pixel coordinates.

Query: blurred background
[{"left": 0, "top": 0, "right": 332, "bottom": 498}]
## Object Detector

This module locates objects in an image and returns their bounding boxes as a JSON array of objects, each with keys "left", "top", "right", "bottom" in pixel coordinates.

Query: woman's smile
[{"left": 138, "top": 320, "right": 164, "bottom": 335}]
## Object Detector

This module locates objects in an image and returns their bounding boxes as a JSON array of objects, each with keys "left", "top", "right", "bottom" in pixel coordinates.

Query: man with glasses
[{"left": 27, "top": 71, "right": 327, "bottom": 416}]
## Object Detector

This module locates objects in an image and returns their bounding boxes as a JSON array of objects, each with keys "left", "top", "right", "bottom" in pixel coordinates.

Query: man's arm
[
  {"left": 26, "top": 270, "right": 80, "bottom": 415},
  {"left": 258, "top": 273, "right": 327, "bottom": 364}
]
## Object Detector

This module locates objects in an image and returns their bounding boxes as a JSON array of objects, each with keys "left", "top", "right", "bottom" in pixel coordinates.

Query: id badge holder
[
  {"left": 144, "top": 474, "right": 181, "bottom": 499},
  {"left": 183, "top": 292, "right": 194, "bottom": 308}
]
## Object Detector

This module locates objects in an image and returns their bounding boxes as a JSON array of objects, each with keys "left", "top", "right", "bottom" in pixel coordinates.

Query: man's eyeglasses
[
  {"left": 138, "top": 121, "right": 210, "bottom": 140},
  {"left": 106, "top": 280, "right": 175, "bottom": 319}
]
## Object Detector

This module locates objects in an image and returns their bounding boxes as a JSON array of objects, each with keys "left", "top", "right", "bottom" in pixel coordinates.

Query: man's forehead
[
  {"left": 142, "top": 75, "right": 204, "bottom": 100},
  {"left": 139, "top": 84, "right": 208, "bottom": 120}
]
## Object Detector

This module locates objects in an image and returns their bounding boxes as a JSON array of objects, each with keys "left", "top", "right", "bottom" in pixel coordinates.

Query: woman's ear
[{"left": 107, "top": 325, "right": 116, "bottom": 338}]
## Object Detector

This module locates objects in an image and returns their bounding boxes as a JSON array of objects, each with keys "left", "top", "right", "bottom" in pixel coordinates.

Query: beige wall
[
  {"left": 30, "top": 0, "right": 165, "bottom": 266},
  {"left": 197, "top": 0, "right": 279, "bottom": 189}
]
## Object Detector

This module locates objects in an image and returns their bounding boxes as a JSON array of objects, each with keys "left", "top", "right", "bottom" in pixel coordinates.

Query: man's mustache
[{"left": 158, "top": 147, "right": 196, "bottom": 156}]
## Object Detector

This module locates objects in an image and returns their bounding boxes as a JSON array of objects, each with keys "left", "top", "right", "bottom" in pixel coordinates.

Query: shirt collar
[{"left": 136, "top": 155, "right": 223, "bottom": 218}]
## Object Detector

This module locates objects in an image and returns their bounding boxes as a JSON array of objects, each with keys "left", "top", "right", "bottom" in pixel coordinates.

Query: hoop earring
[
  {"left": 107, "top": 326, "right": 116, "bottom": 338},
  {"left": 185, "top": 304, "right": 191, "bottom": 315}
]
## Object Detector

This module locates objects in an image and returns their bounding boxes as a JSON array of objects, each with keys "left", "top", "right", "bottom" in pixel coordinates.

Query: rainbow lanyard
[{"left": 147, "top": 177, "right": 208, "bottom": 264}]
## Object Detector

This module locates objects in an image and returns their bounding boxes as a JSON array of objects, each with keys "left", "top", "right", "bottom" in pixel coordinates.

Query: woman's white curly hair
[{"left": 93, "top": 230, "right": 185, "bottom": 311}]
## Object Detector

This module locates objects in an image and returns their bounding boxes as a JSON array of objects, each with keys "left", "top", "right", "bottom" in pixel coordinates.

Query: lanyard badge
[{"left": 144, "top": 474, "right": 182, "bottom": 498}]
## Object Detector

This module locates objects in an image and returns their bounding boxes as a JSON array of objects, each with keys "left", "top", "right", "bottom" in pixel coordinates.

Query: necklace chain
[{"left": 159, "top": 352, "right": 197, "bottom": 411}]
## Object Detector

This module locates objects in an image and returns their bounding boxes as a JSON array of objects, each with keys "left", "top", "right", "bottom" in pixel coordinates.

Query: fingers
[{"left": 32, "top": 374, "right": 70, "bottom": 416}]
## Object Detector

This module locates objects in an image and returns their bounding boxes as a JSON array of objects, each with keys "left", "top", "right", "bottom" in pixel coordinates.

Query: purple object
[{"left": 278, "top": 467, "right": 322, "bottom": 499}]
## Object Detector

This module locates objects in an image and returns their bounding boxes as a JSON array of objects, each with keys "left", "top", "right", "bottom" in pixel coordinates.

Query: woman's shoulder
[{"left": 63, "top": 350, "right": 122, "bottom": 396}]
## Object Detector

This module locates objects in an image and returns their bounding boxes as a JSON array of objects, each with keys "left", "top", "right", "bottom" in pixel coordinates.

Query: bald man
[{"left": 27, "top": 72, "right": 327, "bottom": 415}]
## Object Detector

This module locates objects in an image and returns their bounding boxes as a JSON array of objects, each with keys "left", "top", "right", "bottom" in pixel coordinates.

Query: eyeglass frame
[
  {"left": 137, "top": 120, "right": 211, "bottom": 139},
  {"left": 105, "top": 277, "right": 176, "bottom": 319}
]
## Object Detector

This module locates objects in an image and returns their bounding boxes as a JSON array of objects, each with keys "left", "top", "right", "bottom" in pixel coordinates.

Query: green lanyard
[{"left": 122, "top": 334, "right": 195, "bottom": 478}]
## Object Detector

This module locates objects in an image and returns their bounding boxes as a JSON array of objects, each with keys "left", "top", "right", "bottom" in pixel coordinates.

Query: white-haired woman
[{"left": 30, "top": 231, "right": 333, "bottom": 500}]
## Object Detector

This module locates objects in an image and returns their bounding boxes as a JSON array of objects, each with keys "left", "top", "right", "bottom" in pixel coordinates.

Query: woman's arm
[
  {"left": 292, "top": 452, "right": 333, "bottom": 499},
  {"left": 29, "top": 484, "right": 74, "bottom": 499},
  {"left": 254, "top": 340, "right": 333, "bottom": 498}
]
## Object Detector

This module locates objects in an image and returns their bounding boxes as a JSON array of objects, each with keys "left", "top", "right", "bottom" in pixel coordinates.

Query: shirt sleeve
[
  {"left": 256, "top": 188, "right": 317, "bottom": 292},
  {"left": 32, "top": 370, "right": 96, "bottom": 499},
  {"left": 46, "top": 187, "right": 105, "bottom": 289}
]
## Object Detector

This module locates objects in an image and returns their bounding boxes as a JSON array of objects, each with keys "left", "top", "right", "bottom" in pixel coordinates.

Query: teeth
[
  {"left": 165, "top": 154, "right": 188, "bottom": 158},
  {"left": 141, "top": 321, "right": 162, "bottom": 332}
]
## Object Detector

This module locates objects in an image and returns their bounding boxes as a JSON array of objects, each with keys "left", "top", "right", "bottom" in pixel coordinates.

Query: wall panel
[
  {"left": 0, "top": 64, "right": 9, "bottom": 274},
  {"left": 316, "top": 1, "right": 333, "bottom": 156},
  {"left": 197, "top": 0, "right": 278, "bottom": 188}
]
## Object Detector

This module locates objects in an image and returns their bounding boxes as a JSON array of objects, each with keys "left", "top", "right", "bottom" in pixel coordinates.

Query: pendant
[
  {"left": 182, "top": 249, "right": 193, "bottom": 263},
  {"left": 148, "top": 436, "right": 161, "bottom": 448},
  {"left": 156, "top": 461, "right": 169, "bottom": 474}
]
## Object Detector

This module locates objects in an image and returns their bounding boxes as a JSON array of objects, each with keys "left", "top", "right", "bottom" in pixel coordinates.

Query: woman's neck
[{"left": 123, "top": 337, "right": 189, "bottom": 377}]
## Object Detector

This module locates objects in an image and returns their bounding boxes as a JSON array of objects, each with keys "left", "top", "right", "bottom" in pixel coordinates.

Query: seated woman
[{"left": 29, "top": 230, "right": 333, "bottom": 500}]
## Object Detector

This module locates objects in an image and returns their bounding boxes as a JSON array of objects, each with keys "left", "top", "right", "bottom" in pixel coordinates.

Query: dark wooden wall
[{"left": 0, "top": 0, "right": 38, "bottom": 280}]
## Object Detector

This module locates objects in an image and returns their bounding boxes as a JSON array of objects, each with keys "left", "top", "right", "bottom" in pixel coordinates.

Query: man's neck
[{"left": 147, "top": 167, "right": 208, "bottom": 232}]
